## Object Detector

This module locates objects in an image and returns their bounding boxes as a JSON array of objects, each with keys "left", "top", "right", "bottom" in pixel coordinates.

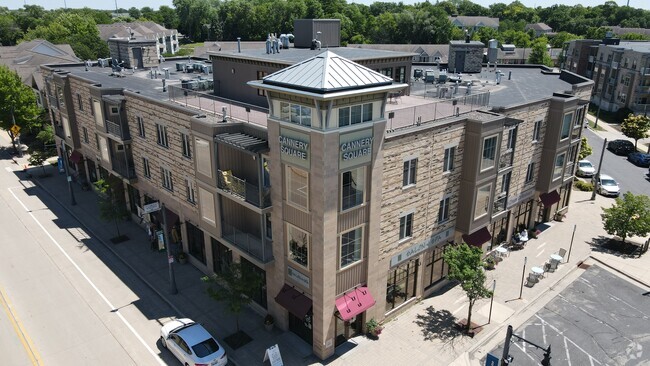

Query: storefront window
[
  {"left": 186, "top": 221, "right": 205, "bottom": 264},
  {"left": 385, "top": 258, "right": 419, "bottom": 312},
  {"left": 423, "top": 246, "right": 448, "bottom": 290},
  {"left": 288, "top": 224, "right": 310, "bottom": 268},
  {"left": 340, "top": 227, "right": 363, "bottom": 268}
]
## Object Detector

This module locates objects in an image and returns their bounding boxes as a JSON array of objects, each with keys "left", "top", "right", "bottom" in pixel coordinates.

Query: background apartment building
[{"left": 41, "top": 26, "right": 592, "bottom": 360}]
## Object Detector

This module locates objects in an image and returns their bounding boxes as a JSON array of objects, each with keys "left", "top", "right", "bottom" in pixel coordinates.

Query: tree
[
  {"left": 578, "top": 137, "right": 593, "bottom": 160},
  {"left": 94, "top": 177, "right": 129, "bottom": 240},
  {"left": 27, "top": 150, "right": 48, "bottom": 177},
  {"left": 0, "top": 65, "right": 42, "bottom": 154},
  {"left": 443, "top": 242, "right": 493, "bottom": 334},
  {"left": 528, "top": 36, "right": 553, "bottom": 66},
  {"left": 201, "top": 262, "right": 263, "bottom": 333},
  {"left": 621, "top": 114, "right": 650, "bottom": 149},
  {"left": 602, "top": 192, "right": 650, "bottom": 243}
]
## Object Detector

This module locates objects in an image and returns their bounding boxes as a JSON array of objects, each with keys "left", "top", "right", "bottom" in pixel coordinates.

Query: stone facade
[{"left": 449, "top": 41, "right": 485, "bottom": 73}]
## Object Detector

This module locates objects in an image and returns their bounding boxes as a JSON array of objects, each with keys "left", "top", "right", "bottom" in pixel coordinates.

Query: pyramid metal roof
[{"left": 262, "top": 50, "right": 393, "bottom": 94}]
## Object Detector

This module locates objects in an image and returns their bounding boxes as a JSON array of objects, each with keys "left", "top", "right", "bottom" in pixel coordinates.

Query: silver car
[
  {"left": 161, "top": 318, "right": 228, "bottom": 366},
  {"left": 576, "top": 160, "right": 595, "bottom": 177},
  {"left": 596, "top": 174, "right": 620, "bottom": 197}
]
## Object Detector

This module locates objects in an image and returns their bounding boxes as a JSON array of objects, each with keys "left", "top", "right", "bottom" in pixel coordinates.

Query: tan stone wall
[{"left": 69, "top": 77, "right": 100, "bottom": 159}]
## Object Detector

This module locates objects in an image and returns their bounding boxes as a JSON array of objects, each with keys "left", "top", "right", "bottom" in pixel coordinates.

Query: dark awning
[
  {"left": 462, "top": 227, "right": 492, "bottom": 247},
  {"left": 69, "top": 150, "right": 82, "bottom": 164},
  {"left": 275, "top": 284, "right": 312, "bottom": 318},
  {"left": 539, "top": 190, "right": 560, "bottom": 206},
  {"left": 335, "top": 286, "right": 376, "bottom": 322}
]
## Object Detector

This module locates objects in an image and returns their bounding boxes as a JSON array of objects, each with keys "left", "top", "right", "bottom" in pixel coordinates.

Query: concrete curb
[{"left": 588, "top": 255, "right": 650, "bottom": 288}]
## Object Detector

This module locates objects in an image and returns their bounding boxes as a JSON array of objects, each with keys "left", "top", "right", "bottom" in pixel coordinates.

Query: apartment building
[
  {"left": 98, "top": 22, "right": 180, "bottom": 57},
  {"left": 564, "top": 39, "right": 650, "bottom": 114},
  {"left": 41, "top": 44, "right": 592, "bottom": 360}
]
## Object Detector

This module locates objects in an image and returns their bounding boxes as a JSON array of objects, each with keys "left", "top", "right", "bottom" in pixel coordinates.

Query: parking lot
[{"left": 485, "top": 265, "right": 650, "bottom": 365}]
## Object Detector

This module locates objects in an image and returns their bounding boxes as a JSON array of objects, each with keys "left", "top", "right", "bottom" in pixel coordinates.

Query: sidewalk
[{"left": 6, "top": 118, "right": 650, "bottom": 366}]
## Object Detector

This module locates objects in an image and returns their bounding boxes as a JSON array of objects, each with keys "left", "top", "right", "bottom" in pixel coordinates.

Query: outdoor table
[
  {"left": 550, "top": 254, "right": 563, "bottom": 263},
  {"left": 496, "top": 246, "right": 508, "bottom": 257},
  {"left": 531, "top": 266, "right": 544, "bottom": 277}
]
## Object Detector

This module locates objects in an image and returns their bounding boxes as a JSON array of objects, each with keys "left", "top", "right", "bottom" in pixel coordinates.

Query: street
[
  {"left": 582, "top": 128, "right": 650, "bottom": 197},
  {"left": 0, "top": 144, "right": 175, "bottom": 364},
  {"left": 485, "top": 265, "right": 650, "bottom": 365}
]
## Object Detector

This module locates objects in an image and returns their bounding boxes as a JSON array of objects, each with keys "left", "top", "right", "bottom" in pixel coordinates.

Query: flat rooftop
[
  {"left": 611, "top": 41, "right": 650, "bottom": 53},
  {"left": 210, "top": 46, "right": 417, "bottom": 64}
]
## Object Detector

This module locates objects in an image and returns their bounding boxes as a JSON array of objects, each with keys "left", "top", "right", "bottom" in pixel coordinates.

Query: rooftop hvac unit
[{"left": 176, "top": 62, "right": 186, "bottom": 71}]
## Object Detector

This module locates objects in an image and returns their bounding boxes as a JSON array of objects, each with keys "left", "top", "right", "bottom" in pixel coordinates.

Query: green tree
[
  {"left": 528, "top": 36, "right": 552, "bottom": 66},
  {"left": 621, "top": 114, "right": 650, "bottom": 149},
  {"left": 201, "top": 262, "right": 263, "bottom": 333},
  {"left": 94, "top": 177, "right": 129, "bottom": 240},
  {"left": 549, "top": 31, "right": 581, "bottom": 48},
  {"left": 602, "top": 192, "right": 650, "bottom": 243},
  {"left": 0, "top": 65, "right": 42, "bottom": 154},
  {"left": 21, "top": 13, "right": 108, "bottom": 60},
  {"left": 578, "top": 137, "right": 593, "bottom": 160},
  {"left": 27, "top": 150, "right": 49, "bottom": 177},
  {"left": 619, "top": 33, "right": 650, "bottom": 41},
  {"left": 443, "top": 242, "right": 493, "bottom": 334},
  {"left": 0, "top": 10, "right": 23, "bottom": 46}
]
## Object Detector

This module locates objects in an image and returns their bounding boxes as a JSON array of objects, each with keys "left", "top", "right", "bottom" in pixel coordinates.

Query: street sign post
[
  {"left": 10, "top": 124, "right": 20, "bottom": 136},
  {"left": 145, "top": 201, "right": 177, "bottom": 295},
  {"left": 486, "top": 353, "right": 499, "bottom": 366}
]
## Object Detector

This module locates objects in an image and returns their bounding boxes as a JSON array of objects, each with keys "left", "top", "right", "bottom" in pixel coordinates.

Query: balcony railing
[
  {"left": 105, "top": 119, "right": 130, "bottom": 140},
  {"left": 111, "top": 156, "right": 136, "bottom": 179},
  {"left": 218, "top": 169, "right": 271, "bottom": 208},
  {"left": 48, "top": 95, "right": 59, "bottom": 109},
  {"left": 493, "top": 195, "right": 507, "bottom": 213},
  {"left": 221, "top": 221, "right": 273, "bottom": 263},
  {"left": 498, "top": 150, "right": 513, "bottom": 170}
]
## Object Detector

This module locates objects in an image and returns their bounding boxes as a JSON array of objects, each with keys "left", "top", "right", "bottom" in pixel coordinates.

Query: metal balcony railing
[
  {"left": 221, "top": 221, "right": 273, "bottom": 263},
  {"left": 218, "top": 169, "right": 271, "bottom": 208},
  {"left": 498, "top": 150, "right": 513, "bottom": 170},
  {"left": 493, "top": 195, "right": 507, "bottom": 213},
  {"left": 111, "top": 157, "right": 136, "bottom": 179}
]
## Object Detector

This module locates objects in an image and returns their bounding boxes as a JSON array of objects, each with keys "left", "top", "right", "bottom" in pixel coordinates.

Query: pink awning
[{"left": 335, "top": 286, "right": 376, "bottom": 321}]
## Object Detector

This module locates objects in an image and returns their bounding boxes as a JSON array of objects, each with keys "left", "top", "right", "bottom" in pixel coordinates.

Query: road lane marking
[
  {"left": 8, "top": 187, "right": 165, "bottom": 365},
  {"left": 5, "top": 166, "right": 14, "bottom": 172},
  {"left": 564, "top": 336, "right": 572, "bottom": 366},
  {"left": 535, "top": 314, "right": 602, "bottom": 365},
  {"left": 0, "top": 286, "right": 42, "bottom": 365}
]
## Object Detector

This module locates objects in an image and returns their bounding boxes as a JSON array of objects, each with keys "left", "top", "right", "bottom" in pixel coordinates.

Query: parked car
[
  {"left": 627, "top": 152, "right": 650, "bottom": 167},
  {"left": 576, "top": 160, "right": 596, "bottom": 177},
  {"left": 607, "top": 139, "right": 636, "bottom": 156},
  {"left": 595, "top": 174, "right": 620, "bottom": 197},
  {"left": 160, "top": 318, "right": 228, "bottom": 366}
]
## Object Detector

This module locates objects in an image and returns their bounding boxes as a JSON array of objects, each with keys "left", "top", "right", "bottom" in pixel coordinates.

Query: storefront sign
[
  {"left": 340, "top": 137, "right": 373, "bottom": 161},
  {"left": 263, "top": 344, "right": 283, "bottom": 366},
  {"left": 390, "top": 228, "right": 453, "bottom": 267},
  {"left": 287, "top": 266, "right": 310, "bottom": 288},
  {"left": 340, "top": 129, "right": 374, "bottom": 170},
  {"left": 279, "top": 128, "right": 310, "bottom": 169}
]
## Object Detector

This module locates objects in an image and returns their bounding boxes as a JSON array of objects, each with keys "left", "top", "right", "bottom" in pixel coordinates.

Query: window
[
  {"left": 142, "top": 157, "right": 151, "bottom": 178},
  {"left": 525, "top": 162, "right": 535, "bottom": 183},
  {"left": 443, "top": 146, "right": 455, "bottom": 172},
  {"left": 186, "top": 177, "right": 196, "bottom": 203},
  {"left": 97, "top": 134, "right": 109, "bottom": 162},
  {"left": 561, "top": 113, "right": 572, "bottom": 140},
  {"left": 507, "top": 128, "right": 516, "bottom": 150},
  {"left": 89, "top": 98, "right": 94, "bottom": 116},
  {"left": 137, "top": 116, "right": 145, "bottom": 138},
  {"left": 338, "top": 103, "right": 373, "bottom": 127},
  {"left": 396, "top": 66, "right": 406, "bottom": 83},
  {"left": 381, "top": 68, "right": 392, "bottom": 78},
  {"left": 82, "top": 127, "right": 88, "bottom": 143},
  {"left": 403, "top": 158, "right": 417, "bottom": 186},
  {"left": 438, "top": 196, "right": 450, "bottom": 223},
  {"left": 199, "top": 187, "right": 216, "bottom": 226},
  {"left": 156, "top": 124, "right": 169, "bottom": 147},
  {"left": 161, "top": 167, "right": 173, "bottom": 191},
  {"left": 399, "top": 212, "right": 413, "bottom": 240},
  {"left": 281, "top": 102, "right": 312, "bottom": 126},
  {"left": 340, "top": 227, "right": 362, "bottom": 268},
  {"left": 474, "top": 184, "right": 491, "bottom": 219},
  {"left": 109, "top": 106, "right": 119, "bottom": 115},
  {"left": 553, "top": 153, "right": 565, "bottom": 180},
  {"left": 56, "top": 86, "right": 65, "bottom": 108},
  {"left": 481, "top": 136, "right": 498, "bottom": 171},
  {"left": 195, "top": 137, "right": 212, "bottom": 178},
  {"left": 341, "top": 167, "right": 365, "bottom": 210},
  {"left": 287, "top": 224, "right": 309, "bottom": 268},
  {"left": 501, "top": 172, "right": 511, "bottom": 194},
  {"left": 92, "top": 99, "right": 102, "bottom": 127},
  {"left": 77, "top": 93, "right": 83, "bottom": 111},
  {"left": 286, "top": 165, "right": 309, "bottom": 210},
  {"left": 257, "top": 71, "right": 267, "bottom": 96},
  {"left": 532, "top": 120, "right": 541, "bottom": 142},
  {"left": 181, "top": 133, "right": 191, "bottom": 158}
]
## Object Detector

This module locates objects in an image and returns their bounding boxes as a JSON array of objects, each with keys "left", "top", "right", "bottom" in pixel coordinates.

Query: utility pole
[
  {"left": 591, "top": 138, "right": 608, "bottom": 201},
  {"left": 502, "top": 324, "right": 552, "bottom": 365},
  {"left": 161, "top": 203, "right": 178, "bottom": 295}
]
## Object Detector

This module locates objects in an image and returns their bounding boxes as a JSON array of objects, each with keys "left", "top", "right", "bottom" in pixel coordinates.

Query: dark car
[
  {"left": 628, "top": 152, "right": 650, "bottom": 167},
  {"left": 607, "top": 139, "right": 636, "bottom": 156}
]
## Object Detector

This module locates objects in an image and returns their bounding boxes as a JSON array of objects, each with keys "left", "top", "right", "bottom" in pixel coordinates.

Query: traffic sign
[
  {"left": 485, "top": 353, "right": 500, "bottom": 366},
  {"left": 10, "top": 124, "right": 20, "bottom": 136}
]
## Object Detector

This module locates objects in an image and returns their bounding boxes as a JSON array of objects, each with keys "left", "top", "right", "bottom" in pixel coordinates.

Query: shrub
[{"left": 574, "top": 180, "right": 593, "bottom": 191}]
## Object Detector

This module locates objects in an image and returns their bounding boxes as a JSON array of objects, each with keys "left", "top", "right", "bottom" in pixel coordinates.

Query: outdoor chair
[
  {"left": 525, "top": 273, "right": 538, "bottom": 287},
  {"left": 549, "top": 259, "right": 558, "bottom": 271},
  {"left": 543, "top": 262, "right": 552, "bottom": 274},
  {"left": 557, "top": 248, "right": 567, "bottom": 260}
]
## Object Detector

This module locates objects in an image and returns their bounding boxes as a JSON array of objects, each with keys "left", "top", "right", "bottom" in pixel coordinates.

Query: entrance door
[
  {"left": 454, "top": 51, "right": 466, "bottom": 73},
  {"left": 289, "top": 312, "right": 313, "bottom": 345},
  {"left": 132, "top": 48, "right": 144, "bottom": 69},
  {"left": 334, "top": 313, "right": 362, "bottom": 347}
]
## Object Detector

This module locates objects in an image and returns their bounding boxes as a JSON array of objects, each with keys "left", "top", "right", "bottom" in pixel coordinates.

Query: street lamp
[
  {"left": 567, "top": 224, "right": 576, "bottom": 262},
  {"left": 60, "top": 140, "right": 76, "bottom": 206},
  {"left": 488, "top": 280, "right": 496, "bottom": 324},
  {"left": 519, "top": 256, "right": 527, "bottom": 299},
  {"left": 591, "top": 138, "right": 608, "bottom": 201},
  {"left": 161, "top": 202, "right": 178, "bottom": 295}
]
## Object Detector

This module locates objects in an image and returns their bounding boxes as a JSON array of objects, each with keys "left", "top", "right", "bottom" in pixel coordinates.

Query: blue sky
[{"left": 4, "top": 0, "right": 649, "bottom": 12}]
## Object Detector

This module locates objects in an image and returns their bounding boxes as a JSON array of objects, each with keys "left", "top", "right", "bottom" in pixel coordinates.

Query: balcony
[
  {"left": 498, "top": 150, "right": 513, "bottom": 170},
  {"left": 105, "top": 119, "right": 130, "bottom": 140},
  {"left": 48, "top": 95, "right": 59, "bottom": 109},
  {"left": 493, "top": 194, "right": 507, "bottom": 214},
  {"left": 218, "top": 169, "right": 271, "bottom": 208},
  {"left": 111, "top": 156, "right": 136, "bottom": 179},
  {"left": 221, "top": 221, "right": 273, "bottom": 263},
  {"left": 54, "top": 123, "right": 65, "bottom": 139},
  {"left": 612, "top": 61, "right": 619, "bottom": 69}
]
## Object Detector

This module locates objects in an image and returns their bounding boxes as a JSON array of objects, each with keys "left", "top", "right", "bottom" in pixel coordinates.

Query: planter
[
  {"left": 264, "top": 314, "right": 274, "bottom": 331},
  {"left": 177, "top": 253, "right": 188, "bottom": 264}
]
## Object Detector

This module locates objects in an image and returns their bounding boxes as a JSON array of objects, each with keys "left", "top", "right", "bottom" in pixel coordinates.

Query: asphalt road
[
  {"left": 0, "top": 144, "right": 176, "bottom": 365},
  {"left": 486, "top": 265, "right": 650, "bottom": 365},
  {"left": 582, "top": 128, "right": 650, "bottom": 197}
]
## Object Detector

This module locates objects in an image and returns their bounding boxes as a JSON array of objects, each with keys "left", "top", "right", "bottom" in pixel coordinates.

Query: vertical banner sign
[{"left": 156, "top": 230, "right": 165, "bottom": 251}]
